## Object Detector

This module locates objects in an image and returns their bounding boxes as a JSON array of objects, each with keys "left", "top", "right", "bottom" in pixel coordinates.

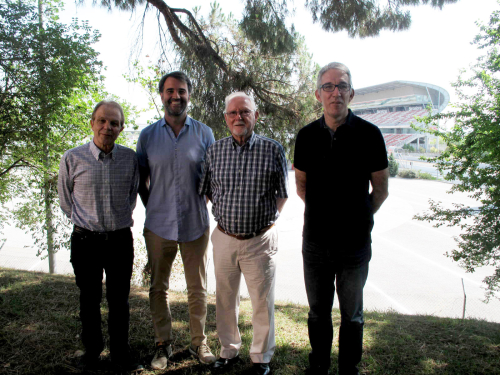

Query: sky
[{"left": 59, "top": 0, "right": 500, "bottom": 124}]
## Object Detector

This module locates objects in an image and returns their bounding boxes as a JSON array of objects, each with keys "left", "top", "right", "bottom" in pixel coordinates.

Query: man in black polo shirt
[{"left": 294, "top": 62, "right": 389, "bottom": 375}]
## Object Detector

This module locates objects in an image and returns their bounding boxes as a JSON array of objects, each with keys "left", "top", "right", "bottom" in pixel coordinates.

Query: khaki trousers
[
  {"left": 144, "top": 227, "right": 209, "bottom": 346},
  {"left": 212, "top": 226, "right": 278, "bottom": 364}
]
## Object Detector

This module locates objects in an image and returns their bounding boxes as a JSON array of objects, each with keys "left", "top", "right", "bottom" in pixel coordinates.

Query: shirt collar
[
  {"left": 161, "top": 115, "right": 192, "bottom": 128},
  {"left": 90, "top": 140, "right": 117, "bottom": 161},
  {"left": 320, "top": 109, "right": 354, "bottom": 131},
  {"left": 231, "top": 131, "right": 256, "bottom": 150}
]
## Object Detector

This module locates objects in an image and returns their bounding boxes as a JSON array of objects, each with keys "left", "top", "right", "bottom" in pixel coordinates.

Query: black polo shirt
[{"left": 294, "top": 110, "right": 388, "bottom": 262}]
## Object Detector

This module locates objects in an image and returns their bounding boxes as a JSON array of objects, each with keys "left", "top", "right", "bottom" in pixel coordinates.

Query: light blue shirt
[{"left": 136, "top": 116, "right": 215, "bottom": 242}]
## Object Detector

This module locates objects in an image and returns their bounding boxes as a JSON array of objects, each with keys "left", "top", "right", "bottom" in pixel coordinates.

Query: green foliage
[
  {"left": 413, "top": 8, "right": 500, "bottom": 300},
  {"left": 398, "top": 169, "right": 417, "bottom": 179},
  {"left": 305, "top": 0, "right": 458, "bottom": 37},
  {"left": 402, "top": 143, "right": 415, "bottom": 152},
  {"left": 0, "top": 0, "right": 138, "bottom": 269},
  {"left": 430, "top": 146, "right": 439, "bottom": 153},
  {"left": 419, "top": 146, "right": 426, "bottom": 153},
  {"left": 416, "top": 171, "right": 437, "bottom": 180},
  {"left": 127, "top": 3, "right": 320, "bottom": 159},
  {"left": 388, "top": 154, "right": 399, "bottom": 177}
]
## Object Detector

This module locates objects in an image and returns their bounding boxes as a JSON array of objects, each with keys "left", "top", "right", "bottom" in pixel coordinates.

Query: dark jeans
[
  {"left": 70, "top": 226, "right": 134, "bottom": 362},
  {"left": 302, "top": 239, "right": 369, "bottom": 375}
]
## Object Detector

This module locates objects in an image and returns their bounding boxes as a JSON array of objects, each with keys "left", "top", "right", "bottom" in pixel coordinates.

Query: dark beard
[{"left": 165, "top": 98, "right": 187, "bottom": 116}]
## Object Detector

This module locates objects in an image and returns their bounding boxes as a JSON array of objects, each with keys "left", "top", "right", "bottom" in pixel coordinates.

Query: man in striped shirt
[
  {"left": 58, "top": 100, "right": 142, "bottom": 374},
  {"left": 199, "top": 92, "right": 288, "bottom": 375}
]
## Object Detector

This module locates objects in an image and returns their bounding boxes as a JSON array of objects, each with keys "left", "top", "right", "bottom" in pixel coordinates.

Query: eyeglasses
[
  {"left": 320, "top": 83, "right": 351, "bottom": 93},
  {"left": 225, "top": 110, "right": 255, "bottom": 118}
]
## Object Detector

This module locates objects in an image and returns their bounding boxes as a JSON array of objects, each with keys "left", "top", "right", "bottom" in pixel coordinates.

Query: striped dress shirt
[
  {"left": 199, "top": 132, "right": 288, "bottom": 235},
  {"left": 58, "top": 141, "right": 139, "bottom": 232}
]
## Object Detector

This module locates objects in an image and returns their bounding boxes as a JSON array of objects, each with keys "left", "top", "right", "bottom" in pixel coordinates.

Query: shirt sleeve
[
  {"left": 275, "top": 145, "right": 289, "bottom": 199},
  {"left": 198, "top": 146, "right": 212, "bottom": 197},
  {"left": 57, "top": 151, "right": 73, "bottom": 219}
]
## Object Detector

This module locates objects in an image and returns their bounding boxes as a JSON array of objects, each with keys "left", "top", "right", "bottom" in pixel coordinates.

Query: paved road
[{"left": 1, "top": 172, "right": 499, "bottom": 322}]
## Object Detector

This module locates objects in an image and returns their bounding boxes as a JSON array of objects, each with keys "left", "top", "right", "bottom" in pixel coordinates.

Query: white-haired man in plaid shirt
[{"left": 199, "top": 92, "right": 288, "bottom": 375}]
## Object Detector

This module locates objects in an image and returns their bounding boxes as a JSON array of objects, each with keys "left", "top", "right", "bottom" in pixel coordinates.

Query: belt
[
  {"left": 217, "top": 223, "right": 274, "bottom": 240},
  {"left": 73, "top": 225, "right": 129, "bottom": 241}
]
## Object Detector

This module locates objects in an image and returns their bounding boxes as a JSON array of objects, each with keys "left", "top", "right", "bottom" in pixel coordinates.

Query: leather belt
[
  {"left": 217, "top": 223, "right": 274, "bottom": 240},
  {"left": 73, "top": 225, "right": 129, "bottom": 241}
]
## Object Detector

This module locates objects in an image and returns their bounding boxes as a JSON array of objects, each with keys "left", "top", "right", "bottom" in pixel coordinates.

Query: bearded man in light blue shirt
[{"left": 136, "top": 71, "right": 215, "bottom": 370}]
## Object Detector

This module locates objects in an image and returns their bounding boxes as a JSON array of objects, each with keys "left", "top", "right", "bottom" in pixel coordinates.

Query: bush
[
  {"left": 417, "top": 171, "right": 437, "bottom": 180},
  {"left": 419, "top": 147, "right": 426, "bottom": 153},
  {"left": 402, "top": 143, "right": 415, "bottom": 152},
  {"left": 430, "top": 146, "right": 438, "bottom": 153},
  {"left": 388, "top": 154, "right": 399, "bottom": 177},
  {"left": 398, "top": 169, "right": 417, "bottom": 178}
]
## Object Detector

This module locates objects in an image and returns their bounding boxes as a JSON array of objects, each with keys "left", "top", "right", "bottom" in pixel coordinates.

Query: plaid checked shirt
[
  {"left": 199, "top": 132, "right": 288, "bottom": 235},
  {"left": 58, "top": 141, "right": 139, "bottom": 232}
]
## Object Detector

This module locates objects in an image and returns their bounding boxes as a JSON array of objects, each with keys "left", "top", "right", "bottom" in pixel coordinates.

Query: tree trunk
[{"left": 38, "top": 0, "right": 56, "bottom": 274}]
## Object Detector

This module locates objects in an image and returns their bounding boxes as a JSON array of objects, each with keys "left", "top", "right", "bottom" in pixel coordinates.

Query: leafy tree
[
  {"left": 0, "top": 0, "right": 136, "bottom": 272},
  {"left": 126, "top": 3, "right": 319, "bottom": 159},
  {"left": 414, "top": 8, "right": 500, "bottom": 300},
  {"left": 388, "top": 153, "right": 399, "bottom": 177},
  {"left": 90, "top": 0, "right": 457, "bottom": 157}
]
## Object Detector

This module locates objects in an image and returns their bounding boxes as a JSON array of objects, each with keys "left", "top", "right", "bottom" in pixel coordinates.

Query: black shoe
[
  {"left": 213, "top": 355, "right": 240, "bottom": 372},
  {"left": 252, "top": 363, "right": 270, "bottom": 375}
]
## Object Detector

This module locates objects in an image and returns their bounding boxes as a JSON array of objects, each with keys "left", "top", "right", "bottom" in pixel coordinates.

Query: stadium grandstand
[{"left": 351, "top": 81, "right": 449, "bottom": 152}]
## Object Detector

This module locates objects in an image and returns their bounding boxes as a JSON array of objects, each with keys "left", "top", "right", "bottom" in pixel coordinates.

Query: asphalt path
[{"left": 1, "top": 172, "right": 499, "bottom": 322}]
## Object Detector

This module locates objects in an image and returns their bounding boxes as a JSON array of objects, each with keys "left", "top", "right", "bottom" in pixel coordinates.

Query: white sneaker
[
  {"left": 189, "top": 343, "right": 216, "bottom": 364},
  {"left": 151, "top": 343, "right": 172, "bottom": 370}
]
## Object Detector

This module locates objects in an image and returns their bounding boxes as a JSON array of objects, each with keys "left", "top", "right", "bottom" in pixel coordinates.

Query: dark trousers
[
  {"left": 302, "top": 239, "right": 369, "bottom": 375},
  {"left": 70, "top": 226, "right": 134, "bottom": 362}
]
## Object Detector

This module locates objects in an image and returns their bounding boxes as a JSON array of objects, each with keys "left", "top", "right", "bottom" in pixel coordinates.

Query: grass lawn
[{"left": 0, "top": 268, "right": 499, "bottom": 374}]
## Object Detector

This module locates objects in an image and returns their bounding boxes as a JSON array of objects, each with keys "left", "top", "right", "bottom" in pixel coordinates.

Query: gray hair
[
  {"left": 92, "top": 100, "right": 125, "bottom": 127},
  {"left": 316, "top": 62, "right": 353, "bottom": 91},
  {"left": 224, "top": 92, "right": 256, "bottom": 112}
]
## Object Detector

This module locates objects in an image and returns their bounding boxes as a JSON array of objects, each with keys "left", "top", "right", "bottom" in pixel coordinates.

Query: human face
[
  {"left": 160, "top": 77, "right": 190, "bottom": 117},
  {"left": 90, "top": 104, "right": 123, "bottom": 153},
  {"left": 315, "top": 68, "right": 355, "bottom": 122},
  {"left": 224, "top": 96, "right": 259, "bottom": 145}
]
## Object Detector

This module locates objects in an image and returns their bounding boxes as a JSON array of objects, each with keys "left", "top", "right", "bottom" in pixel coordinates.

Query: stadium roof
[{"left": 354, "top": 80, "right": 449, "bottom": 112}]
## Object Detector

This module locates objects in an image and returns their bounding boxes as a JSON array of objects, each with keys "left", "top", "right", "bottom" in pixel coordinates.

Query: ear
[
  {"left": 254, "top": 110, "right": 259, "bottom": 121},
  {"left": 90, "top": 119, "right": 94, "bottom": 130},
  {"left": 119, "top": 125, "right": 124, "bottom": 134},
  {"left": 349, "top": 88, "right": 355, "bottom": 102},
  {"left": 315, "top": 90, "right": 321, "bottom": 103}
]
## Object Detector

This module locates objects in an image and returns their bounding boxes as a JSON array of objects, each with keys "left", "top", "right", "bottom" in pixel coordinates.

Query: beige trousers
[
  {"left": 212, "top": 226, "right": 278, "bottom": 364},
  {"left": 144, "top": 227, "right": 209, "bottom": 346}
]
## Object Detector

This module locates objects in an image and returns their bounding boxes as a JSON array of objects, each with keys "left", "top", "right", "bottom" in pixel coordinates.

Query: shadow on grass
[{"left": 1, "top": 268, "right": 499, "bottom": 375}]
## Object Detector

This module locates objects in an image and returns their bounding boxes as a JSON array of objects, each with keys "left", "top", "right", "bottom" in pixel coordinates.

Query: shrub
[
  {"left": 388, "top": 154, "right": 399, "bottom": 177},
  {"left": 417, "top": 171, "right": 437, "bottom": 180},
  {"left": 430, "top": 146, "right": 438, "bottom": 153},
  {"left": 398, "top": 169, "right": 417, "bottom": 178},
  {"left": 419, "top": 147, "right": 426, "bottom": 153}
]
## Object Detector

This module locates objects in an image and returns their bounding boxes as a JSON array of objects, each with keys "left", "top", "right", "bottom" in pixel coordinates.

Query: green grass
[{"left": 1, "top": 268, "right": 499, "bottom": 374}]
